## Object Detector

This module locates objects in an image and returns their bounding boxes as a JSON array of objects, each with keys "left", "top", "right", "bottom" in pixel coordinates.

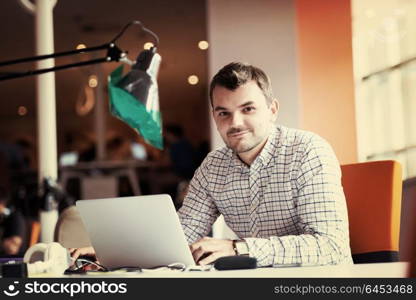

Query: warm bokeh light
[
  {"left": 188, "top": 75, "right": 199, "bottom": 85},
  {"left": 88, "top": 75, "right": 98, "bottom": 88},
  {"left": 18, "top": 106, "right": 27, "bottom": 116},
  {"left": 198, "top": 40, "right": 209, "bottom": 50},
  {"left": 144, "top": 42, "right": 154, "bottom": 50},
  {"left": 76, "top": 43, "right": 87, "bottom": 50}
]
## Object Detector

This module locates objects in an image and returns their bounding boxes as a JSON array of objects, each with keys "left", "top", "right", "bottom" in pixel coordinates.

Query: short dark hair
[{"left": 209, "top": 62, "right": 274, "bottom": 107}]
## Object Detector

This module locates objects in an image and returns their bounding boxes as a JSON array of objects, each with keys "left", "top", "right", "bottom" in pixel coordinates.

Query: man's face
[{"left": 212, "top": 81, "right": 278, "bottom": 154}]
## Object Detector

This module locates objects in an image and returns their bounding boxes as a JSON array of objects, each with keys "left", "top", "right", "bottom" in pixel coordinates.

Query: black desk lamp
[
  {"left": 0, "top": 20, "right": 163, "bottom": 149},
  {"left": 0, "top": 20, "right": 163, "bottom": 243}
]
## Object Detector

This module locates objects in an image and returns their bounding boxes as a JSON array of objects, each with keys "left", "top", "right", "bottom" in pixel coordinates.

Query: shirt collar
[
  {"left": 228, "top": 125, "right": 281, "bottom": 170},
  {"left": 254, "top": 125, "right": 280, "bottom": 167}
]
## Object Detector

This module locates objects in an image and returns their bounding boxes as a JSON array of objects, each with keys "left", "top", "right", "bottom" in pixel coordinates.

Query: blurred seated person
[
  {"left": 164, "top": 125, "right": 198, "bottom": 209},
  {"left": 0, "top": 187, "right": 27, "bottom": 256},
  {"left": 72, "top": 132, "right": 96, "bottom": 163},
  {"left": 106, "top": 136, "right": 132, "bottom": 161},
  {"left": 15, "top": 138, "right": 37, "bottom": 170},
  {"left": 0, "top": 140, "right": 26, "bottom": 170},
  {"left": 165, "top": 124, "right": 197, "bottom": 180}
]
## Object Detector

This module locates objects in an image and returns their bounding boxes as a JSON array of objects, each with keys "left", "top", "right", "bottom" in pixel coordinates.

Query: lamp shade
[{"left": 108, "top": 48, "right": 163, "bottom": 149}]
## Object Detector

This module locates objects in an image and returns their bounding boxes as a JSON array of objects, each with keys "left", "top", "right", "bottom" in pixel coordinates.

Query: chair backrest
[
  {"left": 53, "top": 205, "right": 91, "bottom": 248},
  {"left": 408, "top": 216, "right": 416, "bottom": 277},
  {"left": 341, "top": 160, "right": 402, "bottom": 263},
  {"left": 28, "top": 220, "right": 40, "bottom": 247}
]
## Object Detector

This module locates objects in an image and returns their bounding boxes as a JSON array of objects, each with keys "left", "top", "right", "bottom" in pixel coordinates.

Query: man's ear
[{"left": 270, "top": 98, "right": 279, "bottom": 122}]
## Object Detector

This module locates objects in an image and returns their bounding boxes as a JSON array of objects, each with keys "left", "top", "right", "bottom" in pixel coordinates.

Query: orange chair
[
  {"left": 408, "top": 216, "right": 416, "bottom": 277},
  {"left": 341, "top": 160, "right": 402, "bottom": 263},
  {"left": 28, "top": 220, "right": 40, "bottom": 247}
]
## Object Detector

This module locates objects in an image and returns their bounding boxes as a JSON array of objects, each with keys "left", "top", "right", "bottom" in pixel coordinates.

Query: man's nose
[{"left": 230, "top": 112, "right": 244, "bottom": 127}]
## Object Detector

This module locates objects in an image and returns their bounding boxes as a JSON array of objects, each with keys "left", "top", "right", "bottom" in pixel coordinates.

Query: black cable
[
  {"left": 74, "top": 258, "right": 110, "bottom": 272},
  {"left": 68, "top": 258, "right": 143, "bottom": 273},
  {"left": 110, "top": 20, "right": 159, "bottom": 47}
]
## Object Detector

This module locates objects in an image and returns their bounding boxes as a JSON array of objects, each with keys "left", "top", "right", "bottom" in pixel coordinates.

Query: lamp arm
[
  {"left": 0, "top": 43, "right": 126, "bottom": 82},
  {"left": 0, "top": 43, "right": 109, "bottom": 68},
  {"left": 0, "top": 20, "right": 160, "bottom": 82}
]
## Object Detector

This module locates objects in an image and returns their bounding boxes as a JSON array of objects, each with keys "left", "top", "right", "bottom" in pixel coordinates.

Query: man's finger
[
  {"left": 191, "top": 241, "right": 220, "bottom": 261},
  {"left": 191, "top": 246, "right": 201, "bottom": 262},
  {"left": 190, "top": 239, "right": 222, "bottom": 254},
  {"left": 190, "top": 241, "right": 204, "bottom": 253},
  {"left": 70, "top": 249, "right": 82, "bottom": 262},
  {"left": 189, "top": 237, "right": 213, "bottom": 252},
  {"left": 192, "top": 246, "right": 210, "bottom": 263},
  {"left": 198, "top": 251, "right": 222, "bottom": 266}
]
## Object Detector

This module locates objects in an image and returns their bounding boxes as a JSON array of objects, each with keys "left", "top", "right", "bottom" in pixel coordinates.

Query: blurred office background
[{"left": 0, "top": 0, "right": 415, "bottom": 257}]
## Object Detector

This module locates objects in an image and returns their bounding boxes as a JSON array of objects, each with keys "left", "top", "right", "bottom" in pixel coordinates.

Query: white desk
[{"left": 52, "top": 262, "right": 409, "bottom": 278}]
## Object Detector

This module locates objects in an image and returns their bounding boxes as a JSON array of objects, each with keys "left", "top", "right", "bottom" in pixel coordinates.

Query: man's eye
[
  {"left": 218, "top": 112, "right": 229, "bottom": 117},
  {"left": 243, "top": 107, "right": 255, "bottom": 112}
]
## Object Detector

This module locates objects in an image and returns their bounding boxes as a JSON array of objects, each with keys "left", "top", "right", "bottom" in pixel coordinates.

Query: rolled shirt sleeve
[
  {"left": 178, "top": 156, "right": 220, "bottom": 244},
  {"left": 244, "top": 136, "right": 352, "bottom": 266}
]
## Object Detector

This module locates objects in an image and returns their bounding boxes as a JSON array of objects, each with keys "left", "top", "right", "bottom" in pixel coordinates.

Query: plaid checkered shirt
[{"left": 178, "top": 125, "right": 353, "bottom": 267}]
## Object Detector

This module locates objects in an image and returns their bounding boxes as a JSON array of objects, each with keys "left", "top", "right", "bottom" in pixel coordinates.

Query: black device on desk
[
  {"left": 1, "top": 261, "right": 28, "bottom": 277},
  {"left": 214, "top": 256, "right": 257, "bottom": 270}
]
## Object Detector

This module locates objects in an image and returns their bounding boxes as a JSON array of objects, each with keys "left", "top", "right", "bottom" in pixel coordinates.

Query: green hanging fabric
[{"left": 108, "top": 65, "right": 163, "bottom": 149}]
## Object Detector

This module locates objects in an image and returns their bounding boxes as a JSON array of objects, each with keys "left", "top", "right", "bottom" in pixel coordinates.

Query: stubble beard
[{"left": 226, "top": 133, "right": 264, "bottom": 154}]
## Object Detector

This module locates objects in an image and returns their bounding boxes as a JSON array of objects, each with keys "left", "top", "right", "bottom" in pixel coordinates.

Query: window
[{"left": 352, "top": 0, "right": 416, "bottom": 179}]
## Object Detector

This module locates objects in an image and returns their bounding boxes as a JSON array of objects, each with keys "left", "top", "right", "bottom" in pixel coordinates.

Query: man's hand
[
  {"left": 2, "top": 236, "right": 22, "bottom": 255},
  {"left": 190, "top": 237, "right": 235, "bottom": 265},
  {"left": 68, "top": 246, "right": 97, "bottom": 265}
]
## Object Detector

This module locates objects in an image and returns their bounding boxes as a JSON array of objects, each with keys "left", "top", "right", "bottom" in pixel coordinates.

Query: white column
[
  {"left": 34, "top": 0, "right": 58, "bottom": 243},
  {"left": 35, "top": 0, "right": 58, "bottom": 182}
]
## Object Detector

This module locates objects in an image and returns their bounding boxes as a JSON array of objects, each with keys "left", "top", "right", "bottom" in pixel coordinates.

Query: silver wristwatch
[{"left": 233, "top": 240, "right": 249, "bottom": 256}]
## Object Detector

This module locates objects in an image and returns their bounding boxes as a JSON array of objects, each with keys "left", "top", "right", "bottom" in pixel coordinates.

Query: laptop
[{"left": 76, "top": 194, "right": 195, "bottom": 269}]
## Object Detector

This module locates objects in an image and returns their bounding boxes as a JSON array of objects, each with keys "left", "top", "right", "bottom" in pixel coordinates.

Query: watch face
[{"left": 236, "top": 241, "right": 249, "bottom": 255}]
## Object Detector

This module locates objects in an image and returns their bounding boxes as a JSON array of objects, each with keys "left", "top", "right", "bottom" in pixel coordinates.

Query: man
[
  {"left": 165, "top": 124, "right": 197, "bottom": 181},
  {"left": 71, "top": 62, "right": 353, "bottom": 267},
  {"left": 179, "top": 62, "right": 352, "bottom": 267}
]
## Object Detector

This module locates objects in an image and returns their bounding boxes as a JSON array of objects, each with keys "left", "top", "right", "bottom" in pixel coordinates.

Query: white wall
[
  {"left": 207, "top": 0, "right": 300, "bottom": 150},
  {"left": 206, "top": 0, "right": 300, "bottom": 238}
]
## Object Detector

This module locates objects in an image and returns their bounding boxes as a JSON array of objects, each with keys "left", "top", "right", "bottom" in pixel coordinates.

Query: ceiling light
[
  {"left": 198, "top": 40, "right": 209, "bottom": 50},
  {"left": 144, "top": 42, "right": 154, "bottom": 50},
  {"left": 88, "top": 75, "right": 98, "bottom": 88},
  {"left": 188, "top": 75, "right": 199, "bottom": 85},
  {"left": 18, "top": 106, "right": 27, "bottom": 116}
]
